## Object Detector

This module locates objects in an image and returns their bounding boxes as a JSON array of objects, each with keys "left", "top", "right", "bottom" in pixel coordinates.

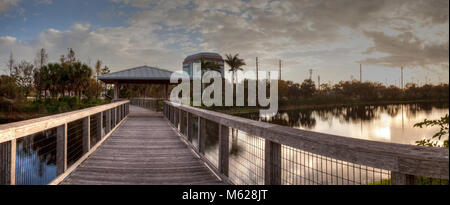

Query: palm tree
[
  {"left": 71, "top": 62, "right": 92, "bottom": 98},
  {"left": 94, "top": 60, "right": 102, "bottom": 81},
  {"left": 224, "top": 54, "right": 246, "bottom": 86},
  {"left": 199, "top": 57, "right": 221, "bottom": 95},
  {"left": 224, "top": 54, "right": 246, "bottom": 154}
]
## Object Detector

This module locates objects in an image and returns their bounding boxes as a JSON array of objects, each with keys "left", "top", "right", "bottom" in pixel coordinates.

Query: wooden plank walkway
[{"left": 60, "top": 105, "right": 224, "bottom": 185}]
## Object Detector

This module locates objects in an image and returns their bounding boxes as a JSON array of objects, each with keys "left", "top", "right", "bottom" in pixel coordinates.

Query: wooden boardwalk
[{"left": 60, "top": 105, "right": 224, "bottom": 185}]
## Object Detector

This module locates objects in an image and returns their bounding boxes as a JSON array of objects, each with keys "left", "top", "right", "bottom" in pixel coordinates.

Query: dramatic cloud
[
  {"left": 0, "top": 0, "right": 448, "bottom": 83},
  {"left": 360, "top": 31, "right": 449, "bottom": 69}
]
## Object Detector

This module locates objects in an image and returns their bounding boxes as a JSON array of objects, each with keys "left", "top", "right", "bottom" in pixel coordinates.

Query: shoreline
[{"left": 210, "top": 99, "right": 450, "bottom": 115}]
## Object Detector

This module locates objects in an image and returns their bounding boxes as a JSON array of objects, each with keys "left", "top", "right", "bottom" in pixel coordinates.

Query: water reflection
[
  {"left": 236, "top": 103, "right": 449, "bottom": 145},
  {"left": 16, "top": 128, "right": 57, "bottom": 185}
]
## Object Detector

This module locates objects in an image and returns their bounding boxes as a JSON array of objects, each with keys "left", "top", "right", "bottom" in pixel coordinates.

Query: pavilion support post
[
  {"left": 114, "top": 82, "right": 119, "bottom": 101},
  {"left": 164, "top": 83, "right": 169, "bottom": 99}
]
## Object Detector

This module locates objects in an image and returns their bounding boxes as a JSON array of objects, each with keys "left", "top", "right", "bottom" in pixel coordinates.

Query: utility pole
[
  {"left": 360, "top": 64, "right": 362, "bottom": 82},
  {"left": 279, "top": 59, "right": 281, "bottom": 81},
  {"left": 401, "top": 66, "right": 404, "bottom": 90},
  {"left": 256, "top": 57, "right": 259, "bottom": 82},
  {"left": 256, "top": 57, "right": 259, "bottom": 104},
  {"left": 8, "top": 52, "right": 14, "bottom": 76},
  {"left": 318, "top": 75, "right": 321, "bottom": 90},
  {"left": 309, "top": 69, "right": 313, "bottom": 80}
]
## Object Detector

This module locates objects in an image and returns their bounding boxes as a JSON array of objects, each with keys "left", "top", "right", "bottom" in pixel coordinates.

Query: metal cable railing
[
  {"left": 157, "top": 100, "right": 448, "bottom": 185},
  {"left": 15, "top": 128, "right": 57, "bottom": 185},
  {"left": 0, "top": 100, "right": 130, "bottom": 185}
]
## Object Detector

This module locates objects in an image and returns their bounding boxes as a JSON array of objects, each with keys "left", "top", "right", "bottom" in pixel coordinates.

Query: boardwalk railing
[
  {"left": 130, "top": 98, "right": 163, "bottom": 112},
  {"left": 0, "top": 100, "right": 130, "bottom": 185},
  {"left": 156, "top": 100, "right": 449, "bottom": 185}
]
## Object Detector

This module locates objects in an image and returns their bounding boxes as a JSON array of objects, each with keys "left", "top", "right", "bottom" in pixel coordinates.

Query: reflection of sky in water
[
  {"left": 307, "top": 107, "right": 448, "bottom": 145},
  {"left": 240, "top": 104, "right": 449, "bottom": 146},
  {"left": 16, "top": 147, "right": 56, "bottom": 185}
]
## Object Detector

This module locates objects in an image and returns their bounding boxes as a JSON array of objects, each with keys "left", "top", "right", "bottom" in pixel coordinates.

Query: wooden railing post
[
  {"left": 97, "top": 112, "right": 103, "bottom": 138},
  {"left": 115, "top": 107, "right": 118, "bottom": 125},
  {"left": 179, "top": 109, "right": 183, "bottom": 132},
  {"left": 171, "top": 107, "right": 175, "bottom": 124},
  {"left": 106, "top": 109, "right": 111, "bottom": 134},
  {"left": 187, "top": 112, "right": 193, "bottom": 141},
  {"left": 56, "top": 123, "right": 67, "bottom": 175},
  {"left": 219, "top": 125, "right": 229, "bottom": 176},
  {"left": 113, "top": 107, "right": 116, "bottom": 126},
  {"left": 119, "top": 105, "right": 122, "bottom": 121},
  {"left": 391, "top": 172, "right": 417, "bottom": 185},
  {"left": 163, "top": 104, "right": 166, "bottom": 118},
  {"left": 82, "top": 116, "right": 90, "bottom": 154},
  {"left": 10, "top": 139, "right": 16, "bottom": 185},
  {"left": 198, "top": 118, "right": 206, "bottom": 154},
  {"left": 264, "top": 139, "right": 281, "bottom": 185},
  {"left": 169, "top": 105, "right": 171, "bottom": 121},
  {"left": 173, "top": 107, "right": 179, "bottom": 129}
]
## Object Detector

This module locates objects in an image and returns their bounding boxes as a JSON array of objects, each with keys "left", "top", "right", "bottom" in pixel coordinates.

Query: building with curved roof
[{"left": 182, "top": 52, "right": 224, "bottom": 77}]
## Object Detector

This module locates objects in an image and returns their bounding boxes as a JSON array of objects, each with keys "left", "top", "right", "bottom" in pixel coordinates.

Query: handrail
[
  {"left": 0, "top": 100, "right": 130, "bottom": 185},
  {"left": 162, "top": 100, "right": 448, "bottom": 184},
  {"left": 130, "top": 98, "right": 164, "bottom": 112},
  {"left": 0, "top": 100, "right": 129, "bottom": 143}
]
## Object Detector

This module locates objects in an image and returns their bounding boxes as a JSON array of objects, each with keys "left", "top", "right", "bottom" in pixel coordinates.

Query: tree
[
  {"left": 300, "top": 79, "right": 316, "bottom": 98},
  {"left": 71, "top": 62, "right": 93, "bottom": 98},
  {"left": 7, "top": 52, "right": 14, "bottom": 76},
  {"left": 224, "top": 53, "right": 246, "bottom": 85},
  {"left": 95, "top": 60, "right": 102, "bottom": 80},
  {"left": 101, "top": 66, "right": 110, "bottom": 75},
  {"left": 0, "top": 75, "right": 23, "bottom": 101},
  {"left": 12, "top": 60, "right": 35, "bottom": 98},
  {"left": 84, "top": 78, "right": 103, "bottom": 99},
  {"left": 414, "top": 114, "right": 449, "bottom": 148},
  {"left": 224, "top": 54, "right": 246, "bottom": 153},
  {"left": 34, "top": 48, "right": 48, "bottom": 70},
  {"left": 66, "top": 48, "right": 76, "bottom": 65},
  {"left": 33, "top": 48, "right": 48, "bottom": 99},
  {"left": 200, "top": 57, "right": 221, "bottom": 73}
]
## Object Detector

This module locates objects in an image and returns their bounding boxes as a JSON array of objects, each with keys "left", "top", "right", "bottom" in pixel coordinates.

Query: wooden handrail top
[
  {"left": 164, "top": 100, "right": 449, "bottom": 179},
  {"left": 0, "top": 100, "right": 129, "bottom": 143}
]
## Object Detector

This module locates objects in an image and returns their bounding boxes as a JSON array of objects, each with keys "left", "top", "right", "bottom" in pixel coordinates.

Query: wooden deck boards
[{"left": 60, "top": 105, "right": 223, "bottom": 185}]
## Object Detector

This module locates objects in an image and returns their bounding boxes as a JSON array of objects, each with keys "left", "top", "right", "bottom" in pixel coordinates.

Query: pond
[{"left": 235, "top": 103, "right": 449, "bottom": 146}]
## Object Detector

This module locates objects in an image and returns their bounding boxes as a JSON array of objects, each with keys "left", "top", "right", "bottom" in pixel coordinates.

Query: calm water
[
  {"left": 235, "top": 103, "right": 449, "bottom": 146},
  {"left": 211, "top": 103, "right": 449, "bottom": 184}
]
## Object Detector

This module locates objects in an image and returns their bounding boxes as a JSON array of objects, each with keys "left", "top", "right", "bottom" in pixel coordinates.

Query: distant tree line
[
  {"left": 277, "top": 79, "right": 449, "bottom": 106},
  {"left": 1, "top": 48, "right": 111, "bottom": 112}
]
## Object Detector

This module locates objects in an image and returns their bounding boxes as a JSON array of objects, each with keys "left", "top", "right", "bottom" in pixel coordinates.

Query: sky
[{"left": 0, "top": 0, "right": 448, "bottom": 86}]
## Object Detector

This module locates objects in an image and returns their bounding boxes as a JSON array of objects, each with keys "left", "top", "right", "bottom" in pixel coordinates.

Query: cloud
[
  {"left": 0, "top": 0, "right": 448, "bottom": 82},
  {"left": 359, "top": 31, "right": 449, "bottom": 69},
  {"left": 36, "top": 0, "right": 52, "bottom": 5},
  {"left": 0, "top": 0, "right": 21, "bottom": 13}
]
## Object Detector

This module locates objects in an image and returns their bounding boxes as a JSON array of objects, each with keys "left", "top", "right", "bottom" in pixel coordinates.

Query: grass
[
  {"left": 0, "top": 97, "right": 110, "bottom": 124},
  {"left": 368, "top": 177, "right": 449, "bottom": 185}
]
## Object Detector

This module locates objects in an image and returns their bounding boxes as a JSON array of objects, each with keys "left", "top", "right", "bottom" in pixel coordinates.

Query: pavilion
[{"left": 97, "top": 66, "right": 176, "bottom": 101}]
